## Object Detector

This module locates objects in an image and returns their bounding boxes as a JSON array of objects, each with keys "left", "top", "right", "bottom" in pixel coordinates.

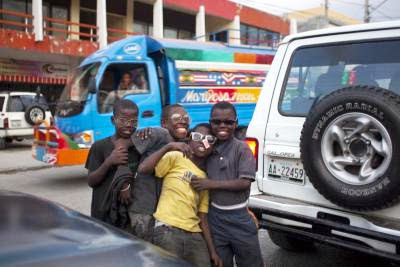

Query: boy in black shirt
[{"left": 85, "top": 100, "right": 140, "bottom": 228}]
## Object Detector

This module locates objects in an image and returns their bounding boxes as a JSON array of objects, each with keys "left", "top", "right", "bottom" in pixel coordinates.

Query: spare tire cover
[
  {"left": 25, "top": 105, "right": 46, "bottom": 126},
  {"left": 300, "top": 86, "right": 400, "bottom": 211}
]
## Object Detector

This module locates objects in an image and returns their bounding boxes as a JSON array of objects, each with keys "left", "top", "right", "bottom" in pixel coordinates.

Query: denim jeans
[{"left": 153, "top": 225, "right": 211, "bottom": 267}]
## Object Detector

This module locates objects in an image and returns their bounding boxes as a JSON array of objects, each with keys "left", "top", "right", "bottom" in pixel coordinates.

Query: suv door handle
[{"left": 141, "top": 110, "right": 154, "bottom": 118}]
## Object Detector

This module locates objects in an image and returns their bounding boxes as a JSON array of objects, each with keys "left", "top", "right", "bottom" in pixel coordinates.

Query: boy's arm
[
  {"left": 88, "top": 145, "right": 128, "bottom": 187},
  {"left": 199, "top": 212, "right": 223, "bottom": 267},
  {"left": 191, "top": 178, "right": 251, "bottom": 191},
  {"left": 191, "top": 143, "right": 255, "bottom": 191},
  {"left": 137, "top": 142, "right": 193, "bottom": 174}
]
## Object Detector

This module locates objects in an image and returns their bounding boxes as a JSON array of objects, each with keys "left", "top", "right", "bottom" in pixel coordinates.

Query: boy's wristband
[{"left": 120, "top": 184, "right": 131, "bottom": 192}]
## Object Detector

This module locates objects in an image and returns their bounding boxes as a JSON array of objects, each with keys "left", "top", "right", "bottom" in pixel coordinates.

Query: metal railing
[
  {"left": 43, "top": 17, "right": 97, "bottom": 41},
  {"left": 0, "top": 9, "right": 33, "bottom": 33},
  {"left": 107, "top": 27, "right": 139, "bottom": 42}
]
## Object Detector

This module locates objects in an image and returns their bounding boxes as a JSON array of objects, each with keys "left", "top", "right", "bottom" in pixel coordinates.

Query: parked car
[
  {"left": 246, "top": 20, "right": 400, "bottom": 262},
  {"left": 0, "top": 190, "right": 191, "bottom": 267},
  {"left": 0, "top": 92, "right": 52, "bottom": 149}
]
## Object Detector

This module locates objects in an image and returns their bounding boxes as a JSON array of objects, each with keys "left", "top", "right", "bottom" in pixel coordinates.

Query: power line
[
  {"left": 330, "top": 0, "right": 364, "bottom": 7},
  {"left": 370, "top": 0, "right": 389, "bottom": 14}
]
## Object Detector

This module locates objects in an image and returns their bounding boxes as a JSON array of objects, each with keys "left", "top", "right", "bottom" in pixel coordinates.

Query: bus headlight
[{"left": 73, "top": 130, "right": 94, "bottom": 148}]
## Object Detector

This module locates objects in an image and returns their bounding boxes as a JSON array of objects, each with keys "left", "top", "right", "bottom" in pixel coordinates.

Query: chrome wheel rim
[
  {"left": 30, "top": 108, "right": 44, "bottom": 123},
  {"left": 321, "top": 112, "right": 392, "bottom": 185}
]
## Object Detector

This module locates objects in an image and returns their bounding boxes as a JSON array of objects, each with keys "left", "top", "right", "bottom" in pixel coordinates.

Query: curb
[{"left": 0, "top": 165, "right": 54, "bottom": 175}]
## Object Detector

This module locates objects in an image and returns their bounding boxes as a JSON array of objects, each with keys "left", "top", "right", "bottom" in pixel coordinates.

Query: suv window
[
  {"left": 0, "top": 96, "right": 4, "bottom": 112},
  {"left": 280, "top": 39, "right": 400, "bottom": 116},
  {"left": 8, "top": 96, "right": 24, "bottom": 112}
]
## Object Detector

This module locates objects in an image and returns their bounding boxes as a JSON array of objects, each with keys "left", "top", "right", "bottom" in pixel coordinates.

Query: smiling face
[
  {"left": 210, "top": 108, "right": 237, "bottom": 142},
  {"left": 162, "top": 106, "right": 190, "bottom": 140},
  {"left": 189, "top": 125, "right": 214, "bottom": 158},
  {"left": 112, "top": 108, "right": 138, "bottom": 138}
]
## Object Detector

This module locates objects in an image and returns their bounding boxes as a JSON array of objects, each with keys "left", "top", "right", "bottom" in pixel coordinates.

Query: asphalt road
[{"left": 0, "top": 146, "right": 395, "bottom": 267}]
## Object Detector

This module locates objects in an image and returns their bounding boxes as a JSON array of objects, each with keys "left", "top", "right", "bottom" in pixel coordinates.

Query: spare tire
[
  {"left": 25, "top": 105, "right": 46, "bottom": 126},
  {"left": 300, "top": 86, "right": 400, "bottom": 211}
]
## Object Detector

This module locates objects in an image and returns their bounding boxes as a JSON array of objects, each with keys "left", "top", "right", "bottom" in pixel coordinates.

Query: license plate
[
  {"left": 11, "top": 120, "right": 21, "bottom": 127},
  {"left": 268, "top": 157, "right": 306, "bottom": 185}
]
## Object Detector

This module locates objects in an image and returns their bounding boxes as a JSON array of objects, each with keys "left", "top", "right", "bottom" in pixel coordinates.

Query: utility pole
[
  {"left": 364, "top": 0, "right": 370, "bottom": 23},
  {"left": 324, "top": 0, "right": 329, "bottom": 19}
]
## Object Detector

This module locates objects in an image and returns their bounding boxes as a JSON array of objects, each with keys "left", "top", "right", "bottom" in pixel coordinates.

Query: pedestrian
[
  {"left": 128, "top": 104, "right": 192, "bottom": 241},
  {"left": 85, "top": 99, "right": 140, "bottom": 229},
  {"left": 191, "top": 101, "right": 264, "bottom": 267},
  {"left": 137, "top": 123, "right": 223, "bottom": 267}
]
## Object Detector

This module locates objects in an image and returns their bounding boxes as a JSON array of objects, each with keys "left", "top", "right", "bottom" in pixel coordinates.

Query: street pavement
[
  {"left": 0, "top": 139, "right": 51, "bottom": 174},
  {"left": 0, "top": 145, "right": 395, "bottom": 267}
]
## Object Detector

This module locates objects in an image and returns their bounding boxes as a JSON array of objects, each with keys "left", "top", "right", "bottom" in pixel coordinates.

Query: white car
[
  {"left": 246, "top": 20, "right": 400, "bottom": 262},
  {"left": 0, "top": 92, "right": 52, "bottom": 149}
]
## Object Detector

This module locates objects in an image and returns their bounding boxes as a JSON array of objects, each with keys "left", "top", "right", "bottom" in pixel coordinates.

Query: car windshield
[
  {"left": 59, "top": 63, "right": 100, "bottom": 103},
  {"left": 280, "top": 39, "right": 400, "bottom": 116}
]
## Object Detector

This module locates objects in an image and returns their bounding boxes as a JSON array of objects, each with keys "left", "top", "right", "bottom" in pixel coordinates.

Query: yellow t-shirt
[{"left": 154, "top": 151, "right": 209, "bottom": 232}]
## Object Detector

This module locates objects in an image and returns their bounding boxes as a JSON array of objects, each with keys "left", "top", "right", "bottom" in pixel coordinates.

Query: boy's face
[
  {"left": 112, "top": 108, "right": 138, "bottom": 138},
  {"left": 189, "top": 126, "right": 215, "bottom": 158},
  {"left": 162, "top": 107, "right": 190, "bottom": 140},
  {"left": 210, "top": 108, "right": 237, "bottom": 142}
]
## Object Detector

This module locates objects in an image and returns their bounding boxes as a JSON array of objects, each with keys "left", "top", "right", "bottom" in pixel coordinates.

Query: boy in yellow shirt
[{"left": 138, "top": 123, "right": 222, "bottom": 267}]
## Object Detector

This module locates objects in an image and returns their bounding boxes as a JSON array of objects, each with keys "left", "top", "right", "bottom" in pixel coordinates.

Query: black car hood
[{"left": 0, "top": 191, "right": 191, "bottom": 267}]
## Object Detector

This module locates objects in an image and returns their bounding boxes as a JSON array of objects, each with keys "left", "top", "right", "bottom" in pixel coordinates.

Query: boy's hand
[
  {"left": 135, "top": 127, "right": 152, "bottom": 140},
  {"left": 119, "top": 183, "right": 132, "bottom": 205},
  {"left": 167, "top": 142, "right": 193, "bottom": 158},
  {"left": 190, "top": 177, "right": 214, "bottom": 190},
  {"left": 107, "top": 146, "right": 128, "bottom": 166},
  {"left": 210, "top": 252, "right": 223, "bottom": 267}
]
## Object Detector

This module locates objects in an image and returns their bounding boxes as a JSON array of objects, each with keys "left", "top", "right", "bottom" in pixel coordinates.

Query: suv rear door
[
  {"left": 7, "top": 95, "right": 32, "bottom": 129},
  {"left": 262, "top": 28, "right": 400, "bottom": 205}
]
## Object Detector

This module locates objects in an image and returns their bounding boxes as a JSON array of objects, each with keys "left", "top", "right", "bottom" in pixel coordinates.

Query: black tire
[
  {"left": 25, "top": 105, "right": 46, "bottom": 126},
  {"left": 0, "top": 138, "right": 5, "bottom": 150},
  {"left": 300, "top": 86, "right": 400, "bottom": 211},
  {"left": 268, "top": 230, "right": 314, "bottom": 252}
]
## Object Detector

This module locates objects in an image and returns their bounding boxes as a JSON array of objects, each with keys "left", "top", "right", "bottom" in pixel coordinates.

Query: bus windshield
[
  {"left": 60, "top": 63, "right": 99, "bottom": 103},
  {"left": 56, "top": 63, "right": 100, "bottom": 117}
]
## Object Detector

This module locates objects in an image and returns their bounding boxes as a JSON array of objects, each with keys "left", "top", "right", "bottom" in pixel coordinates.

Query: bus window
[{"left": 98, "top": 64, "right": 150, "bottom": 113}]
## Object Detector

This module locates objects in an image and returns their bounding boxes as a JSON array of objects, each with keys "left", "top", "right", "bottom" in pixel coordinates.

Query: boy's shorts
[{"left": 208, "top": 206, "right": 263, "bottom": 267}]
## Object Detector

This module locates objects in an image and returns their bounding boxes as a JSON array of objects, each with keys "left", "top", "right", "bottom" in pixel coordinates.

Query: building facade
[{"left": 0, "top": 0, "right": 289, "bottom": 106}]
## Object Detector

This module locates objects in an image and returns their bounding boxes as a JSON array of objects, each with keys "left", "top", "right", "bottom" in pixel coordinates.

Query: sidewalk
[{"left": 0, "top": 140, "right": 52, "bottom": 174}]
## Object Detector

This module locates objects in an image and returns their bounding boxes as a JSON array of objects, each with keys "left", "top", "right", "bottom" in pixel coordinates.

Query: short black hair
[
  {"left": 161, "top": 104, "right": 184, "bottom": 121},
  {"left": 113, "top": 99, "right": 138, "bottom": 116},
  {"left": 210, "top": 101, "right": 237, "bottom": 118},
  {"left": 191, "top": 123, "right": 212, "bottom": 133}
]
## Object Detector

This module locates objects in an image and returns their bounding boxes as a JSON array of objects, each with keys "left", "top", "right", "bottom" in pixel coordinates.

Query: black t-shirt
[
  {"left": 130, "top": 127, "right": 173, "bottom": 214},
  {"left": 85, "top": 137, "right": 140, "bottom": 221}
]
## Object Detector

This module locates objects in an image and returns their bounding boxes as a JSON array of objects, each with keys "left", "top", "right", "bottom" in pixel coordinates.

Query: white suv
[
  {"left": 0, "top": 92, "right": 52, "bottom": 149},
  {"left": 247, "top": 21, "right": 400, "bottom": 261}
]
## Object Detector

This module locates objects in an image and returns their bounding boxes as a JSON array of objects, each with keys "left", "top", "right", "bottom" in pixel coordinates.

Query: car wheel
[
  {"left": 301, "top": 86, "right": 400, "bottom": 211},
  {"left": 268, "top": 230, "right": 314, "bottom": 252},
  {"left": 0, "top": 138, "right": 5, "bottom": 150},
  {"left": 25, "top": 105, "right": 46, "bottom": 126}
]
